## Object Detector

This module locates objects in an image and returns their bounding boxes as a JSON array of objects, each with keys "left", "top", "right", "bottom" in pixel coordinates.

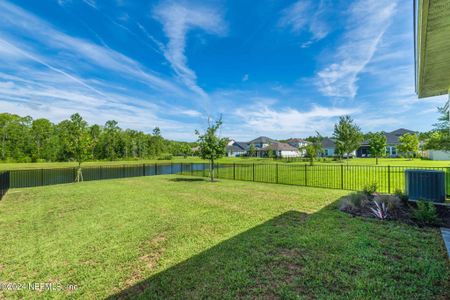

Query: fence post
[
  {"left": 341, "top": 165, "right": 344, "bottom": 190},
  {"left": 276, "top": 163, "right": 278, "bottom": 184},
  {"left": 191, "top": 163, "right": 193, "bottom": 176},
  {"left": 304, "top": 164, "right": 307, "bottom": 186},
  {"left": 142, "top": 163, "right": 145, "bottom": 176},
  {"left": 253, "top": 163, "right": 255, "bottom": 181},
  {"left": 171, "top": 162, "right": 173, "bottom": 174},
  {"left": 100, "top": 166, "right": 103, "bottom": 179},
  {"left": 388, "top": 165, "right": 391, "bottom": 194},
  {"left": 155, "top": 163, "right": 158, "bottom": 175},
  {"left": 233, "top": 163, "right": 236, "bottom": 180},
  {"left": 41, "top": 168, "right": 44, "bottom": 186}
]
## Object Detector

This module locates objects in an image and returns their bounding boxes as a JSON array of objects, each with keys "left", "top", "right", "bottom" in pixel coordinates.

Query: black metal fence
[
  {"left": 0, "top": 171, "right": 9, "bottom": 200},
  {"left": 1, "top": 163, "right": 449, "bottom": 196},
  {"left": 189, "top": 163, "right": 450, "bottom": 195}
]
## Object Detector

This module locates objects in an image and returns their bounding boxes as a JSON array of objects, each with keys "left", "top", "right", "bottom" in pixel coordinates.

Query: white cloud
[
  {"left": 153, "top": 1, "right": 226, "bottom": 99},
  {"left": 233, "top": 102, "right": 360, "bottom": 137},
  {"left": 279, "top": 0, "right": 330, "bottom": 43},
  {"left": 316, "top": 0, "right": 397, "bottom": 98}
]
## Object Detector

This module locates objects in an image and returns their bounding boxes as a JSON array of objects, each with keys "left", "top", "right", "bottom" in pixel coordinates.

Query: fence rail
[{"left": 0, "top": 163, "right": 448, "bottom": 197}]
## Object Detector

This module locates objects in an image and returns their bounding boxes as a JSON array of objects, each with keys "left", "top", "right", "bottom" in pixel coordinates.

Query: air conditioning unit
[{"left": 405, "top": 170, "right": 446, "bottom": 203}]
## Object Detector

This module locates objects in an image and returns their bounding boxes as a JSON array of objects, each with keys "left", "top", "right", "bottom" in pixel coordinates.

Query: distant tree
[
  {"left": 31, "top": 118, "right": 56, "bottom": 161},
  {"left": 180, "top": 143, "right": 192, "bottom": 158},
  {"left": 333, "top": 116, "right": 363, "bottom": 163},
  {"left": 63, "top": 114, "right": 94, "bottom": 182},
  {"left": 195, "top": 116, "right": 228, "bottom": 182},
  {"left": 423, "top": 107, "right": 450, "bottom": 151},
  {"left": 248, "top": 144, "right": 256, "bottom": 157},
  {"left": 398, "top": 133, "right": 419, "bottom": 160},
  {"left": 367, "top": 132, "right": 387, "bottom": 165},
  {"left": 304, "top": 132, "right": 323, "bottom": 166}
]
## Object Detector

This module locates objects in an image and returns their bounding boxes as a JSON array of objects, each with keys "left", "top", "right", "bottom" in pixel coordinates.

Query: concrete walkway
[{"left": 441, "top": 228, "right": 450, "bottom": 258}]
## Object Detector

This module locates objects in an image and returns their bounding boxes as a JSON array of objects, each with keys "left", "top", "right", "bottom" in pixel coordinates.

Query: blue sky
[{"left": 0, "top": 0, "right": 446, "bottom": 141}]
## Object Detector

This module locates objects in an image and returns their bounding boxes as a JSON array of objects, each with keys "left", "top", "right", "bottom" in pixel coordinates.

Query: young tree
[
  {"left": 195, "top": 117, "right": 228, "bottom": 182},
  {"left": 304, "top": 132, "right": 323, "bottom": 166},
  {"left": 333, "top": 116, "right": 363, "bottom": 163},
  {"left": 63, "top": 114, "right": 94, "bottom": 182},
  {"left": 367, "top": 132, "right": 387, "bottom": 165},
  {"left": 398, "top": 133, "right": 419, "bottom": 160},
  {"left": 248, "top": 144, "right": 256, "bottom": 157},
  {"left": 423, "top": 106, "right": 450, "bottom": 151}
]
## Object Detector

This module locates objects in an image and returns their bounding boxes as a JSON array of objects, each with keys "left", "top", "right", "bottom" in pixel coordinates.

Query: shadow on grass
[
  {"left": 107, "top": 210, "right": 309, "bottom": 299},
  {"left": 168, "top": 177, "right": 206, "bottom": 182},
  {"left": 107, "top": 198, "right": 449, "bottom": 299}
]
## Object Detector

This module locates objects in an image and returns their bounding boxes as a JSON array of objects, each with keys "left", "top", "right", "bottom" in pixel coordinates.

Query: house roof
[
  {"left": 226, "top": 141, "right": 248, "bottom": 152},
  {"left": 322, "top": 138, "right": 336, "bottom": 148},
  {"left": 385, "top": 128, "right": 416, "bottom": 145},
  {"left": 360, "top": 128, "right": 417, "bottom": 146},
  {"left": 262, "top": 142, "right": 298, "bottom": 151},
  {"left": 286, "top": 138, "right": 307, "bottom": 143},
  {"left": 415, "top": 0, "right": 450, "bottom": 98},
  {"left": 248, "top": 136, "right": 276, "bottom": 144}
]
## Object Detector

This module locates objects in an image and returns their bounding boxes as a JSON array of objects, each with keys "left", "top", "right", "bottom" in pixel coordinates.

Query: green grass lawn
[
  {"left": 0, "top": 176, "right": 448, "bottom": 299},
  {"left": 1, "top": 157, "right": 449, "bottom": 170}
]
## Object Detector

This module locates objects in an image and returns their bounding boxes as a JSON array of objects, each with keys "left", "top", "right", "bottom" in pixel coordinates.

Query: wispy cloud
[
  {"left": 153, "top": 1, "right": 227, "bottom": 99},
  {"left": 0, "top": 1, "right": 186, "bottom": 97},
  {"left": 316, "top": 0, "right": 397, "bottom": 98},
  {"left": 233, "top": 102, "right": 360, "bottom": 138},
  {"left": 279, "top": 0, "right": 330, "bottom": 45}
]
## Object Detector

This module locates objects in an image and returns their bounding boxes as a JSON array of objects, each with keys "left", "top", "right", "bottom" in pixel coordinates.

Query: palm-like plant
[{"left": 370, "top": 200, "right": 388, "bottom": 220}]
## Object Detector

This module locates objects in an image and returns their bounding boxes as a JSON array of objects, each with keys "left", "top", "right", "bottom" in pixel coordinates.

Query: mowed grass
[
  {"left": 192, "top": 163, "right": 450, "bottom": 194},
  {"left": 0, "top": 176, "right": 449, "bottom": 299},
  {"left": 1, "top": 157, "right": 449, "bottom": 170}
]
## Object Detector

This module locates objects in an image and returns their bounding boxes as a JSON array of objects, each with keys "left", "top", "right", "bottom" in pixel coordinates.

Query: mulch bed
[{"left": 340, "top": 198, "right": 450, "bottom": 228}]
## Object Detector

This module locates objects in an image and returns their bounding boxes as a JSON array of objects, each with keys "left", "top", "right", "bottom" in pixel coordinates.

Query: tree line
[{"left": 0, "top": 113, "right": 195, "bottom": 163}]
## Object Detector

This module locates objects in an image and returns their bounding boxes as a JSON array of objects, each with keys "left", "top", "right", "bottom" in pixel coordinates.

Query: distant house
[
  {"left": 226, "top": 140, "right": 248, "bottom": 157},
  {"left": 286, "top": 138, "right": 309, "bottom": 157},
  {"left": 321, "top": 138, "right": 336, "bottom": 157},
  {"left": 356, "top": 128, "right": 416, "bottom": 158},
  {"left": 248, "top": 136, "right": 276, "bottom": 149},
  {"left": 260, "top": 142, "right": 301, "bottom": 158},
  {"left": 226, "top": 136, "right": 302, "bottom": 158}
]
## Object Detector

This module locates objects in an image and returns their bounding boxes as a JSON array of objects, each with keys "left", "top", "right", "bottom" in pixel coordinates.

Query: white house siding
[
  {"left": 227, "top": 151, "right": 246, "bottom": 157},
  {"left": 279, "top": 150, "right": 301, "bottom": 158},
  {"left": 425, "top": 150, "right": 450, "bottom": 161}
]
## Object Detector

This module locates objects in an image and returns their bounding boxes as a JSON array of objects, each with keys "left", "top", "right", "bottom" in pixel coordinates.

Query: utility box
[{"left": 405, "top": 170, "right": 445, "bottom": 203}]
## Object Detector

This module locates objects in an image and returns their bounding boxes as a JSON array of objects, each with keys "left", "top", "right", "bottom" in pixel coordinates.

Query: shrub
[
  {"left": 394, "top": 188, "right": 408, "bottom": 202},
  {"left": 339, "top": 192, "right": 369, "bottom": 210},
  {"left": 370, "top": 200, "right": 388, "bottom": 220},
  {"left": 412, "top": 200, "right": 438, "bottom": 225},
  {"left": 374, "top": 194, "right": 401, "bottom": 212},
  {"left": 158, "top": 154, "right": 173, "bottom": 160},
  {"left": 362, "top": 183, "right": 377, "bottom": 196}
]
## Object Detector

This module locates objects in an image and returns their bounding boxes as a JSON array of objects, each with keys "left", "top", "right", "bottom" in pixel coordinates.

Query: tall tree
[
  {"left": 333, "top": 116, "right": 363, "bottom": 163},
  {"left": 103, "top": 120, "right": 120, "bottom": 160},
  {"left": 195, "top": 117, "right": 228, "bottom": 182},
  {"left": 304, "top": 132, "right": 323, "bottom": 166},
  {"left": 64, "top": 114, "right": 94, "bottom": 182},
  {"left": 398, "top": 133, "right": 419, "bottom": 160},
  {"left": 367, "top": 132, "right": 387, "bottom": 165},
  {"left": 31, "top": 118, "right": 55, "bottom": 161},
  {"left": 248, "top": 144, "right": 256, "bottom": 157}
]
